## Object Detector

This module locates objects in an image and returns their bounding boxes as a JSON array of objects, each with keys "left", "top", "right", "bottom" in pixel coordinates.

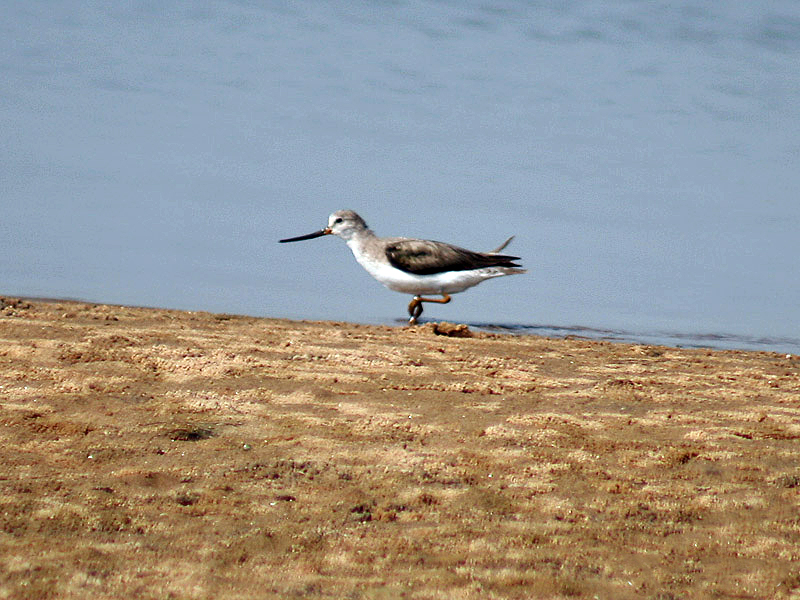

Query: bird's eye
[{"left": 334, "top": 217, "right": 343, "bottom": 224}]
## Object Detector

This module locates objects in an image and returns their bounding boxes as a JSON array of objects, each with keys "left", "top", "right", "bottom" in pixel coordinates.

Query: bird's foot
[
  {"left": 406, "top": 294, "right": 451, "bottom": 326},
  {"left": 407, "top": 296, "right": 423, "bottom": 326}
]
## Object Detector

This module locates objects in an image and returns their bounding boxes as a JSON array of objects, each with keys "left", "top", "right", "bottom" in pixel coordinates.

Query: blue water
[{"left": 3, "top": 1, "right": 800, "bottom": 353}]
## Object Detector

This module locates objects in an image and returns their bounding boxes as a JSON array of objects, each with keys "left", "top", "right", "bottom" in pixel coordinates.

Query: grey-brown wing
[{"left": 385, "top": 239, "right": 522, "bottom": 275}]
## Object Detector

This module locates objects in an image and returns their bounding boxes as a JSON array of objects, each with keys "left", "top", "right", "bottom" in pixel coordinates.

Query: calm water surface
[{"left": 2, "top": 1, "right": 800, "bottom": 352}]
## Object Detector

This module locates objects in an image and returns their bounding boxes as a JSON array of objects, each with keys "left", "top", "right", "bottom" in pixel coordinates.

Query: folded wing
[{"left": 385, "top": 239, "right": 522, "bottom": 275}]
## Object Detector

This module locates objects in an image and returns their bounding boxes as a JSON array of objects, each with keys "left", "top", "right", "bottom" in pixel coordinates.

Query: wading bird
[{"left": 280, "top": 210, "right": 525, "bottom": 324}]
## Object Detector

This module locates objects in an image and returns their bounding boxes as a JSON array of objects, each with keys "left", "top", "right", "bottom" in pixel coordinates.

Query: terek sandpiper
[{"left": 280, "top": 210, "right": 525, "bottom": 325}]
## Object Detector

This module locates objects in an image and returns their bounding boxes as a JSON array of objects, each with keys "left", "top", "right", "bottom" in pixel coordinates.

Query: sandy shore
[{"left": 1, "top": 297, "right": 799, "bottom": 599}]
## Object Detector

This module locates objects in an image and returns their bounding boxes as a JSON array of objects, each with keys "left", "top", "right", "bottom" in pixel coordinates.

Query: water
[{"left": 3, "top": 1, "right": 800, "bottom": 353}]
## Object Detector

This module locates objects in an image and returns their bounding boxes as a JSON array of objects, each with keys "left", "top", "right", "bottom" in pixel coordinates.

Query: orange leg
[{"left": 407, "top": 294, "right": 451, "bottom": 325}]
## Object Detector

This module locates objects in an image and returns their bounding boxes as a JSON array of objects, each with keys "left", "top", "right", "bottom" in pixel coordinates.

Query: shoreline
[
  {"left": 5, "top": 295, "right": 798, "bottom": 355},
  {"left": 1, "top": 297, "right": 799, "bottom": 598}
]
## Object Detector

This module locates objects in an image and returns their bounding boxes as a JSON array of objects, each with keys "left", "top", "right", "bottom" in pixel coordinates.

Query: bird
[{"left": 279, "top": 210, "right": 525, "bottom": 325}]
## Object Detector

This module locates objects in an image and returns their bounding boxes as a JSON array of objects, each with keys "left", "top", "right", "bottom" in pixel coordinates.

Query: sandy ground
[{"left": 1, "top": 297, "right": 799, "bottom": 599}]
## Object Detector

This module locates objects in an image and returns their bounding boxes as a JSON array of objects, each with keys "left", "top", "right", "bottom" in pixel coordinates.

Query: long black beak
[{"left": 279, "top": 228, "right": 332, "bottom": 243}]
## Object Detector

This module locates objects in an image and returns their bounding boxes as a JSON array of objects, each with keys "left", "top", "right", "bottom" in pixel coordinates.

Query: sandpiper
[{"left": 279, "top": 210, "right": 525, "bottom": 325}]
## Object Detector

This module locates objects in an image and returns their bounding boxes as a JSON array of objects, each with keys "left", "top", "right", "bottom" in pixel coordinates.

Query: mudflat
[{"left": 1, "top": 297, "right": 799, "bottom": 599}]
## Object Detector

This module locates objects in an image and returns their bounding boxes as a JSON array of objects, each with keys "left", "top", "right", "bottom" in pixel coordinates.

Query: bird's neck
[{"left": 344, "top": 228, "right": 376, "bottom": 255}]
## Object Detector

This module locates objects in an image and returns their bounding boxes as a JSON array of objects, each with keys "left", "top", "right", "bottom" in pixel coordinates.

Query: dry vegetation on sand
[{"left": 1, "top": 297, "right": 800, "bottom": 599}]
